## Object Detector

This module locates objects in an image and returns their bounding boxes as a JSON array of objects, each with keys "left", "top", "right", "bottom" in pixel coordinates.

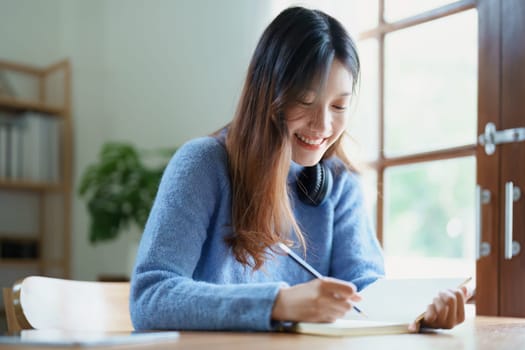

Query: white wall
[
  {"left": 66, "top": 0, "right": 274, "bottom": 280},
  {"left": 102, "top": 0, "right": 269, "bottom": 145},
  {"left": 1, "top": 0, "right": 274, "bottom": 280},
  {"left": 61, "top": 0, "right": 122, "bottom": 281},
  {"left": 0, "top": 0, "right": 64, "bottom": 65}
]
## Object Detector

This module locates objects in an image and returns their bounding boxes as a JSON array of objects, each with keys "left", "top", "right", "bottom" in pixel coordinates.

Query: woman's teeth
[{"left": 296, "top": 134, "right": 324, "bottom": 145}]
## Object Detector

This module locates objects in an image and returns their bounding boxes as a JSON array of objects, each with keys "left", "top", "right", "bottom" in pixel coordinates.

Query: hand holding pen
[{"left": 271, "top": 243, "right": 365, "bottom": 323}]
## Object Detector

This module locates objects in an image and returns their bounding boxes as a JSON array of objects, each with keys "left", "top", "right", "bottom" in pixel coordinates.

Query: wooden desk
[{"left": 3, "top": 316, "right": 525, "bottom": 350}]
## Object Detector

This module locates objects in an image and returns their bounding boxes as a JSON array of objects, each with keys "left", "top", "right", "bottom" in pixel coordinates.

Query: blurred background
[{"left": 0, "top": 0, "right": 478, "bottom": 315}]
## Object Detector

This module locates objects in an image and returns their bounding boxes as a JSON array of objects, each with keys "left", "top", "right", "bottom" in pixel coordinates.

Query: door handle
[
  {"left": 504, "top": 181, "right": 522, "bottom": 260},
  {"left": 479, "top": 122, "right": 525, "bottom": 155},
  {"left": 475, "top": 185, "right": 491, "bottom": 260}
]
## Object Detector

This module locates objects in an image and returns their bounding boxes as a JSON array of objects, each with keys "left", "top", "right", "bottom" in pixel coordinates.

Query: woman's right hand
[{"left": 271, "top": 277, "right": 361, "bottom": 323}]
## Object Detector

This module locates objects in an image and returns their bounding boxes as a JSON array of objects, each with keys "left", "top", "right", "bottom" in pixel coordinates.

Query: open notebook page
[
  {"left": 345, "top": 277, "right": 470, "bottom": 323},
  {"left": 293, "top": 277, "right": 470, "bottom": 337}
]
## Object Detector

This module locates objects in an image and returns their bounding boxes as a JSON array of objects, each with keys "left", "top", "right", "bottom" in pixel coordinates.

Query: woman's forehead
[{"left": 297, "top": 62, "right": 353, "bottom": 98}]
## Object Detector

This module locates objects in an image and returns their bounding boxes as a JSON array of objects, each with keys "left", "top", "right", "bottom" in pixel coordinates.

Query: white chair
[{"left": 3, "top": 276, "right": 133, "bottom": 334}]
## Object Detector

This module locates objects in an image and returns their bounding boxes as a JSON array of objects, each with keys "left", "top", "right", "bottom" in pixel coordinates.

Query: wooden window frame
[{"left": 357, "top": 0, "right": 478, "bottom": 244}]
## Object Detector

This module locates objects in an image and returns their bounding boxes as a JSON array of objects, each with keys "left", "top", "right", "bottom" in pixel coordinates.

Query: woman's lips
[{"left": 295, "top": 133, "right": 327, "bottom": 150}]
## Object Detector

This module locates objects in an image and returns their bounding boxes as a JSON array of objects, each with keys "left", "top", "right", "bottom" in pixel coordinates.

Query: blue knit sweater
[{"left": 130, "top": 136, "right": 384, "bottom": 331}]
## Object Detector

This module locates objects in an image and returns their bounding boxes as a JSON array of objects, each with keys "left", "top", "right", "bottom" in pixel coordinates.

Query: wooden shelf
[
  {"left": 0, "top": 58, "right": 72, "bottom": 283},
  {"left": 0, "top": 258, "right": 39, "bottom": 266},
  {"left": 0, "top": 179, "right": 62, "bottom": 192},
  {"left": 0, "top": 234, "right": 38, "bottom": 241},
  {"left": 0, "top": 95, "right": 64, "bottom": 115}
]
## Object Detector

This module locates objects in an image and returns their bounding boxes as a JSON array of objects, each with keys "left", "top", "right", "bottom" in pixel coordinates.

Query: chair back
[{"left": 3, "top": 276, "right": 133, "bottom": 333}]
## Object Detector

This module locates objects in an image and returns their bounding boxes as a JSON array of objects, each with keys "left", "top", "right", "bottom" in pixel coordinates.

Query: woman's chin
[{"left": 291, "top": 156, "right": 322, "bottom": 167}]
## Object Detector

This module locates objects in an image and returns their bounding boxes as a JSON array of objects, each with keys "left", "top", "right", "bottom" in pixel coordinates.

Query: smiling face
[{"left": 285, "top": 59, "right": 353, "bottom": 167}]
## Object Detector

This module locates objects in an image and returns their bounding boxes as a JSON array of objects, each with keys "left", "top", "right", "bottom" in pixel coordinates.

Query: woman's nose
[{"left": 309, "top": 107, "right": 331, "bottom": 132}]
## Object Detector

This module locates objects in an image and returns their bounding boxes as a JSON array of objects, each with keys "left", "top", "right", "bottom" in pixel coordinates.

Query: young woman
[{"left": 130, "top": 6, "right": 467, "bottom": 332}]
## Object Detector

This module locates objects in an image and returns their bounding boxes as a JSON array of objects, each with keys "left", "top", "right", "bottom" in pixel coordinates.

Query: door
[
  {"left": 499, "top": 0, "right": 525, "bottom": 317},
  {"left": 476, "top": 0, "right": 525, "bottom": 316}
]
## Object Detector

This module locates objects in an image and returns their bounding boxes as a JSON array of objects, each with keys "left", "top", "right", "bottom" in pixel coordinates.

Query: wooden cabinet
[{"left": 0, "top": 59, "right": 72, "bottom": 285}]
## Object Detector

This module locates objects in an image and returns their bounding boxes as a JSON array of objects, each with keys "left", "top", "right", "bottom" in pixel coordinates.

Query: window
[{"left": 350, "top": 0, "right": 478, "bottom": 279}]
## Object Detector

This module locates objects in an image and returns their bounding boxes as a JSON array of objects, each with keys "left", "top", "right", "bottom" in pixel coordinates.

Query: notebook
[{"left": 291, "top": 277, "right": 471, "bottom": 337}]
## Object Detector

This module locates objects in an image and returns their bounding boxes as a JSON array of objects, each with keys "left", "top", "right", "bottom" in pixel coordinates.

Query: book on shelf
[
  {"left": 22, "top": 112, "right": 43, "bottom": 181},
  {"left": 0, "top": 112, "right": 15, "bottom": 179},
  {"left": 10, "top": 119, "right": 23, "bottom": 179},
  {"left": 0, "top": 120, "right": 7, "bottom": 178},
  {"left": 0, "top": 112, "right": 61, "bottom": 183},
  {"left": 288, "top": 277, "right": 471, "bottom": 337},
  {"left": 24, "top": 112, "right": 61, "bottom": 183}
]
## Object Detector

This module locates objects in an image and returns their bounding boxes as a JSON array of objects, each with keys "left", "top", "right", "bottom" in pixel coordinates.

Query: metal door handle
[
  {"left": 504, "top": 181, "right": 521, "bottom": 260},
  {"left": 479, "top": 122, "right": 525, "bottom": 155},
  {"left": 475, "top": 185, "right": 491, "bottom": 260}
]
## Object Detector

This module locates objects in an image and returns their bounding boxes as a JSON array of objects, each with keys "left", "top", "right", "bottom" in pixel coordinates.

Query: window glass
[
  {"left": 384, "top": 10, "right": 477, "bottom": 156},
  {"left": 272, "top": 0, "right": 378, "bottom": 34},
  {"left": 361, "top": 168, "right": 378, "bottom": 232},
  {"left": 346, "top": 0, "right": 378, "bottom": 33},
  {"left": 347, "top": 39, "right": 379, "bottom": 163},
  {"left": 383, "top": 157, "right": 476, "bottom": 278},
  {"left": 385, "top": 0, "right": 457, "bottom": 22}
]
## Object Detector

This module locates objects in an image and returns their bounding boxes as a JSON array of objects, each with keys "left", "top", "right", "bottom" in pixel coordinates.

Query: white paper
[{"left": 345, "top": 277, "right": 469, "bottom": 323}]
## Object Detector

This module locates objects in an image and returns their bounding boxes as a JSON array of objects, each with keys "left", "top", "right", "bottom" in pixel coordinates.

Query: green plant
[{"left": 78, "top": 142, "right": 175, "bottom": 243}]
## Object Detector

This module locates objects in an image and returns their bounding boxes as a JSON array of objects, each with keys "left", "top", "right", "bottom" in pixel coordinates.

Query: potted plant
[{"left": 78, "top": 142, "right": 175, "bottom": 243}]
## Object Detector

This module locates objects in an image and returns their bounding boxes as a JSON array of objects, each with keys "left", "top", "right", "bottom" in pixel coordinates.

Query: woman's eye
[
  {"left": 332, "top": 105, "right": 347, "bottom": 111},
  {"left": 297, "top": 91, "right": 316, "bottom": 106},
  {"left": 298, "top": 100, "right": 313, "bottom": 106}
]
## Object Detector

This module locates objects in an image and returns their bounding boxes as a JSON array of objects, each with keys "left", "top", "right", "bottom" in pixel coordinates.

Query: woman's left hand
[{"left": 408, "top": 286, "right": 469, "bottom": 332}]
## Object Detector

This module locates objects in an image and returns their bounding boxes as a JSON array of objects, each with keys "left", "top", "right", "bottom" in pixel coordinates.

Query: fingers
[
  {"left": 454, "top": 289, "right": 466, "bottom": 324},
  {"left": 316, "top": 298, "right": 353, "bottom": 322},
  {"left": 423, "top": 302, "right": 438, "bottom": 325},
  {"left": 271, "top": 278, "right": 360, "bottom": 323},
  {"left": 316, "top": 279, "right": 356, "bottom": 316},
  {"left": 442, "top": 290, "right": 457, "bottom": 329},
  {"left": 425, "top": 294, "right": 449, "bottom": 327},
  {"left": 408, "top": 322, "right": 420, "bottom": 333},
  {"left": 320, "top": 277, "right": 361, "bottom": 302},
  {"left": 422, "top": 288, "right": 467, "bottom": 330},
  {"left": 461, "top": 285, "right": 475, "bottom": 301}
]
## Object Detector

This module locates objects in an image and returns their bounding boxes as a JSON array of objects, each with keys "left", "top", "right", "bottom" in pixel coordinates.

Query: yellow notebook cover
[{"left": 292, "top": 277, "right": 471, "bottom": 337}]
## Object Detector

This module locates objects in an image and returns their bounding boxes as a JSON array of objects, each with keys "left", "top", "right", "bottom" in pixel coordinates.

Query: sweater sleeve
[
  {"left": 129, "top": 138, "right": 284, "bottom": 331},
  {"left": 329, "top": 170, "right": 385, "bottom": 291}
]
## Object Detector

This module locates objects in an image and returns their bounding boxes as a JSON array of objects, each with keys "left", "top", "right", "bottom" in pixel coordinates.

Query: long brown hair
[{"left": 225, "top": 7, "right": 360, "bottom": 270}]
